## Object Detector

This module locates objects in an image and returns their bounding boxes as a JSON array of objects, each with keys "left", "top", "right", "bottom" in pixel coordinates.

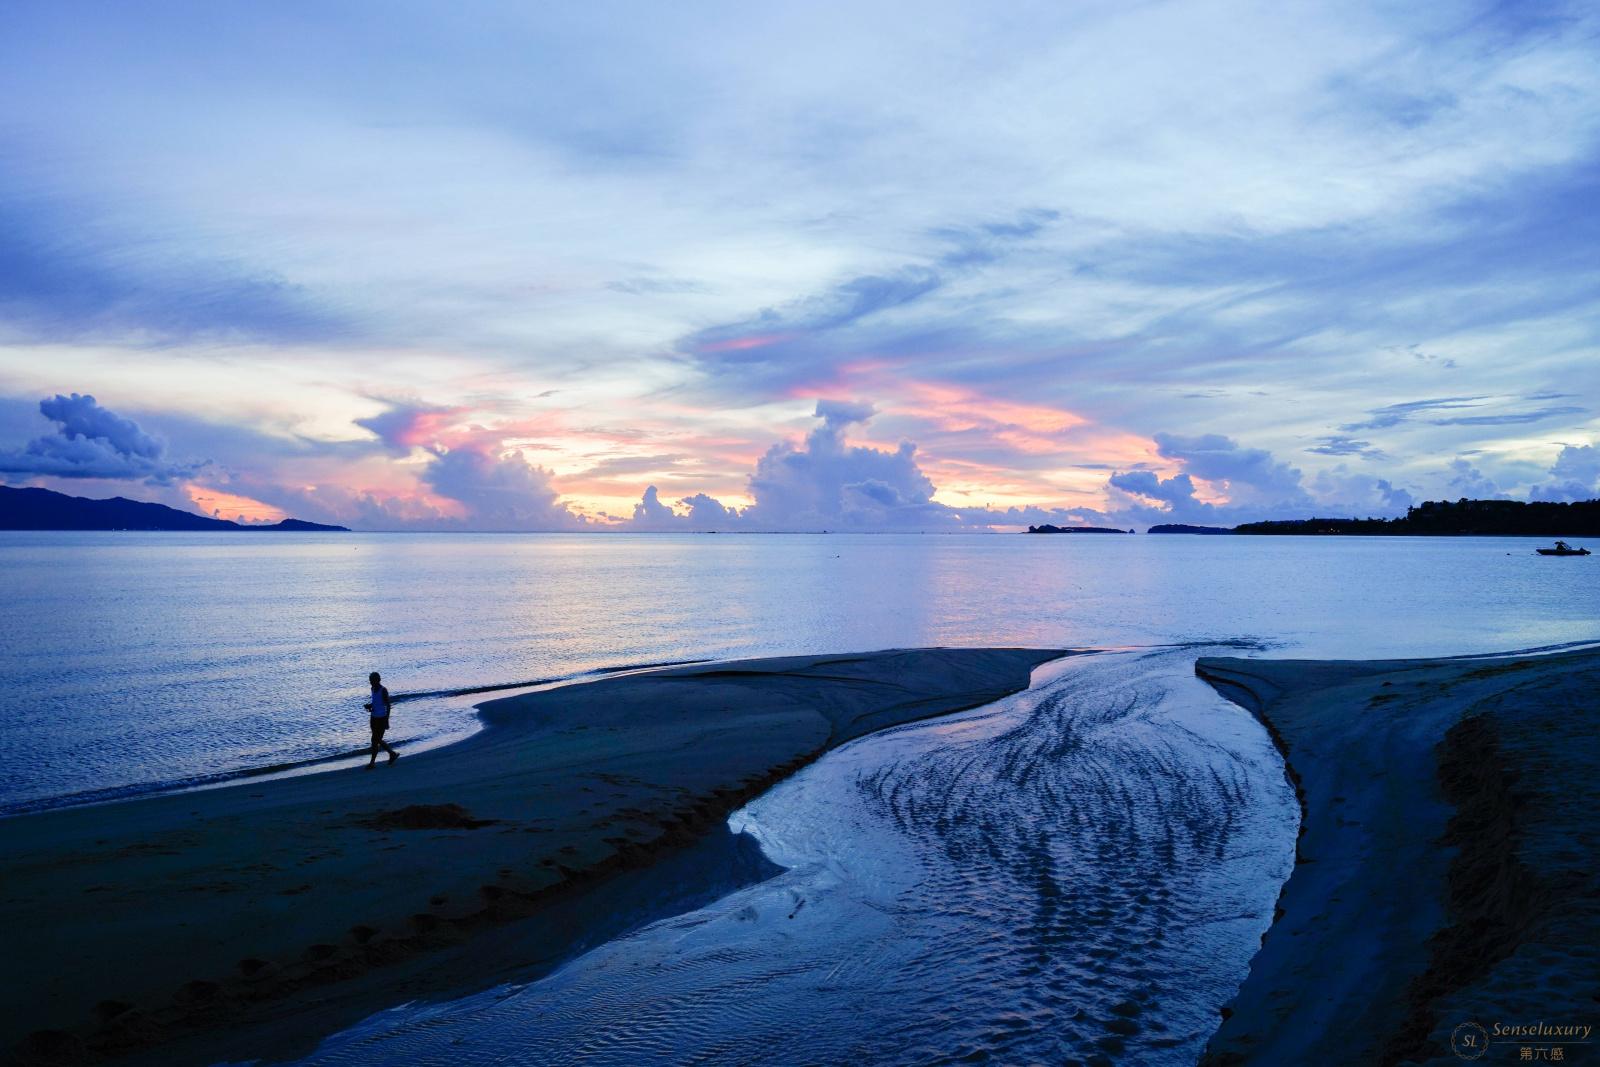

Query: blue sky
[{"left": 1, "top": 1, "right": 1596, "bottom": 529}]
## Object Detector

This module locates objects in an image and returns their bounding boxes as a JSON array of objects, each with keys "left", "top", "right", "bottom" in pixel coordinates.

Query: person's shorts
[{"left": 370, "top": 716, "right": 389, "bottom": 739}]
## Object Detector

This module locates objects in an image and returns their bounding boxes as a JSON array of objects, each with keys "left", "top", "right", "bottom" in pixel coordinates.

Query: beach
[
  {"left": 1197, "top": 646, "right": 1599, "bottom": 1065},
  {"left": 1, "top": 647, "right": 1061, "bottom": 1065},
  {"left": 5, "top": 639, "right": 1595, "bottom": 1066}
]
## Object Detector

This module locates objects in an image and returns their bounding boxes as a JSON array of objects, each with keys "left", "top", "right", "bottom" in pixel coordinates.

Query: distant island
[
  {"left": 1133, "top": 499, "right": 1599, "bottom": 537},
  {"left": 0, "top": 486, "right": 348, "bottom": 532},
  {"left": 1234, "top": 498, "right": 1600, "bottom": 537},
  {"left": 1026, "top": 524, "right": 1133, "bottom": 534}
]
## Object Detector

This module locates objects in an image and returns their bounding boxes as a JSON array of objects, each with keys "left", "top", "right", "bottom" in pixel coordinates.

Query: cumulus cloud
[
  {"left": 1445, "top": 457, "right": 1506, "bottom": 499},
  {"left": 244, "top": 442, "right": 586, "bottom": 531},
  {"left": 1107, "top": 470, "right": 1197, "bottom": 507},
  {"left": 741, "top": 400, "right": 947, "bottom": 529},
  {"left": 420, "top": 445, "right": 583, "bottom": 530},
  {"left": 617, "top": 412, "right": 1439, "bottom": 532},
  {"left": 618, "top": 401, "right": 956, "bottom": 531},
  {"left": 1150, "top": 432, "right": 1311, "bottom": 508},
  {"left": 0, "top": 393, "right": 204, "bottom": 485},
  {"left": 629, "top": 485, "right": 684, "bottom": 528},
  {"left": 1307, "top": 469, "right": 1414, "bottom": 515},
  {"left": 1109, "top": 431, "right": 1418, "bottom": 524},
  {"left": 1529, "top": 444, "right": 1600, "bottom": 502}
]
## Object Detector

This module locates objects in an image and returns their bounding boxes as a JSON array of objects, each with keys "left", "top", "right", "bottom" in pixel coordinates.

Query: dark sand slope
[
  {"left": 1, "top": 647, "right": 1062, "bottom": 1066},
  {"left": 1197, "top": 647, "right": 1599, "bottom": 1066}
]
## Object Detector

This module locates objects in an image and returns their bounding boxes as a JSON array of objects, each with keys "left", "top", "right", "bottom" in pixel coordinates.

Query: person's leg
[{"left": 367, "top": 721, "right": 382, "bottom": 767}]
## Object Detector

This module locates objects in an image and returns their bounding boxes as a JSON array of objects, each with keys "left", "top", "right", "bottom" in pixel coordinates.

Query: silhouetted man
[{"left": 365, "top": 671, "right": 400, "bottom": 768}]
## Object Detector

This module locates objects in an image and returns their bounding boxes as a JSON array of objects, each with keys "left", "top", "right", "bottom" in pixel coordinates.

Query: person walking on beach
[{"left": 365, "top": 671, "right": 400, "bottom": 769}]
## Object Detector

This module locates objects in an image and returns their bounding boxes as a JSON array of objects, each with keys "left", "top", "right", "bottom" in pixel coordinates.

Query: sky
[{"left": 1, "top": 0, "right": 1597, "bottom": 530}]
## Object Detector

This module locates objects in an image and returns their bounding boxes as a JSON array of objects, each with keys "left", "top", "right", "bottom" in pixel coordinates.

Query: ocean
[
  {"left": 2, "top": 530, "right": 1594, "bottom": 814},
  {"left": 5, "top": 530, "right": 1596, "bottom": 1064}
]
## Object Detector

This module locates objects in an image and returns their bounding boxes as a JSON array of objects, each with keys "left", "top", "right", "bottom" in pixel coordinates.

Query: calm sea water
[{"left": 1, "top": 531, "right": 1594, "bottom": 813}]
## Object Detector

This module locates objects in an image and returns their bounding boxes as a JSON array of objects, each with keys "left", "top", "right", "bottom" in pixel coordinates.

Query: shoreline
[
  {"left": 0, "top": 658, "right": 716, "bottom": 819},
  {"left": 1196, "top": 646, "right": 1599, "bottom": 1065},
  {"left": 1, "top": 646, "right": 1064, "bottom": 1066}
]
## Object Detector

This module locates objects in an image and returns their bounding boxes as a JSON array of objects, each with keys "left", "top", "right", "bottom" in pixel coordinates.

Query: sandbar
[
  {"left": 1, "top": 647, "right": 1063, "bottom": 1065},
  {"left": 1196, "top": 646, "right": 1599, "bottom": 1065}
]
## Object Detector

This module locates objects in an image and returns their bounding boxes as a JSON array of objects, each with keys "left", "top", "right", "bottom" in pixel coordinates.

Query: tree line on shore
[{"left": 1148, "top": 498, "right": 1600, "bottom": 536}]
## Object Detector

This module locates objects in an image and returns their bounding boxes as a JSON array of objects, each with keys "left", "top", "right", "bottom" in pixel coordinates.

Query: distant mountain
[
  {"left": 0, "top": 486, "right": 349, "bottom": 532},
  {"left": 1147, "top": 523, "right": 1234, "bottom": 534},
  {"left": 1234, "top": 498, "right": 1600, "bottom": 537},
  {"left": 1026, "top": 524, "right": 1133, "bottom": 534}
]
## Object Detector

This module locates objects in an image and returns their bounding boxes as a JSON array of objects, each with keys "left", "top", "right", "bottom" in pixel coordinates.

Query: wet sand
[
  {"left": 0, "top": 647, "right": 1062, "bottom": 1066},
  {"left": 1196, "top": 646, "right": 1600, "bottom": 1066}
]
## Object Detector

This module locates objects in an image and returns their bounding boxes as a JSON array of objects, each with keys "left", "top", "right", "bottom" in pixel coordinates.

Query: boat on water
[{"left": 1536, "top": 540, "right": 1590, "bottom": 556}]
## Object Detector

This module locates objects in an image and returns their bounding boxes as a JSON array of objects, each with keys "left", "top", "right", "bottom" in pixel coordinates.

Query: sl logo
[{"left": 1451, "top": 1021, "right": 1489, "bottom": 1061}]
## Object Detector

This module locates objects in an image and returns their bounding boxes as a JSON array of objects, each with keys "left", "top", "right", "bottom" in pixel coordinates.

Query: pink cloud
[{"left": 698, "top": 333, "right": 795, "bottom": 353}]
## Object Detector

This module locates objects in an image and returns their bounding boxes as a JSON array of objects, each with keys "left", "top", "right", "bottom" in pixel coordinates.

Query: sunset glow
[{"left": 0, "top": 3, "right": 1595, "bottom": 529}]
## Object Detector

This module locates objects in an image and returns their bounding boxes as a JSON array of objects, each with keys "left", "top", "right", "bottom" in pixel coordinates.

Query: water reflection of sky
[{"left": 2, "top": 531, "right": 1595, "bottom": 810}]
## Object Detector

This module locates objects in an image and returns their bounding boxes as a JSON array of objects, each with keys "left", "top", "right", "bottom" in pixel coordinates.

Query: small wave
[{"left": 1, "top": 657, "right": 715, "bottom": 819}]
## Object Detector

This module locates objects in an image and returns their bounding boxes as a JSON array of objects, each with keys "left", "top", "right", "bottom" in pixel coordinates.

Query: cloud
[
  {"left": 571, "top": 453, "right": 692, "bottom": 481},
  {"left": 221, "top": 480, "right": 457, "bottom": 530},
  {"left": 1429, "top": 405, "right": 1586, "bottom": 427},
  {"left": 1307, "top": 469, "right": 1414, "bottom": 515},
  {"left": 618, "top": 400, "right": 960, "bottom": 530},
  {"left": 419, "top": 445, "right": 584, "bottom": 530},
  {"left": 3, "top": 3, "right": 1596, "bottom": 504},
  {"left": 678, "top": 210, "right": 1057, "bottom": 393},
  {"left": 0, "top": 198, "right": 346, "bottom": 345},
  {"left": 355, "top": 401, "right": 465, "bottom": 455},
  {"left": 812, "top": 398, "right": 877, "bottom": 431},
  {"left": 736, "top": 399, "right": 949, "bottom": 529},
  {"left": 1445, "top": 457, "right": 1506, "bottom": 499},
  {"left": 625, "top": 483, "right": 749, "bottom": 529},
  {"left": 1306, "top": 435, "right": 1384, "bottom": 458},
  {"left": 685, "top": 268, "right": 944, "bottom": 361},
  {"left": 1340, "top": 396, "right": 1489, "bottom": 431},
  {"left": 1340, "top": 396, "right": 1587, "bottom": 432},
  {"left": 1529, "top": 444, "right": 1600, "bottom": 502},
  {"left": 629, "top": 484, "right": 684, "bottom": 528},
  {"left": 1110, "top": 432, "right": 1417, "bottom": 524},
  {"left": 1151, "top": 432, "right": 1310, "bottom": 507},
  {"left": 1107, "top": 470, "right": 1206, "bottom": 511},
  {"left": 0, "top": 393, "right": 204, "bottom": 484}
]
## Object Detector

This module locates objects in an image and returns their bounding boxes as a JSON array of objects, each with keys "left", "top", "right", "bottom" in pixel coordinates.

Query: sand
[
  {"left": 1196, "top": 646, "right": 1600, "bottom": 1066},
  {"left": 0, "top": 647, "right": 1063, "bottom": 1066}
]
